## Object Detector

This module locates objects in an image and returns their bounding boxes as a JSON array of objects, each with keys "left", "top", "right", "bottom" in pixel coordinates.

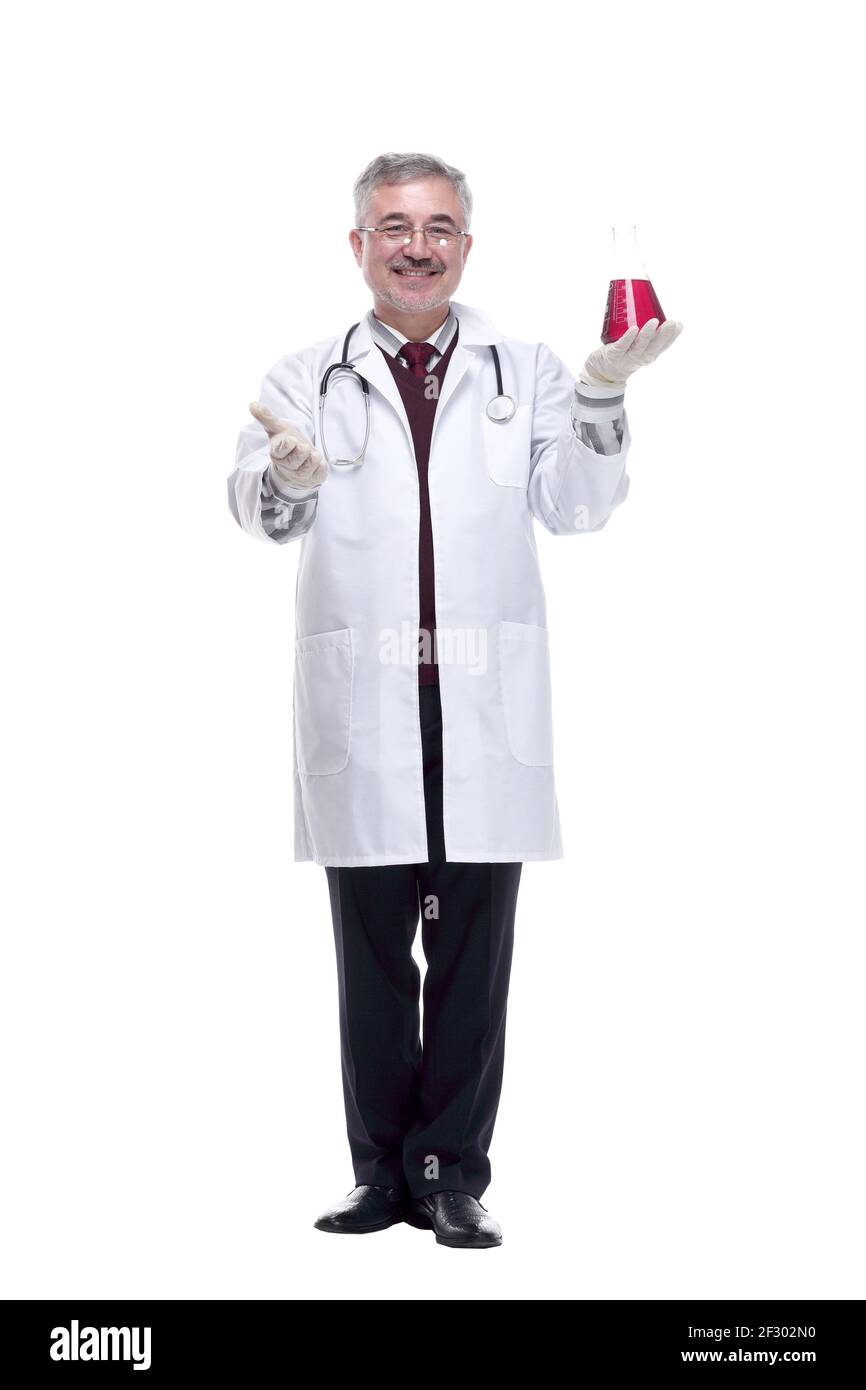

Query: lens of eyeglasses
[{"left": 377, "top": 225, "right": 459, "bottom": 246}]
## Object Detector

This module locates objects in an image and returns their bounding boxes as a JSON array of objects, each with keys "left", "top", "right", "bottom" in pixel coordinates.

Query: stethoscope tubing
[{"left": 319, "top": 320, "right": 516, "bottom": 467}]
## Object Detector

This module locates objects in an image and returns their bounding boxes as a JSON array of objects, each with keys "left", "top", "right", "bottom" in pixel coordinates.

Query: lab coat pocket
[
  {"left": 499, "top": 620, "right": 554, "bottom": 766},
  {"left": 293, "top": 628, "right": 354, "bottom": 775},
  {"left": 482, "top": 403, "right": 532, "bottom": 488}
]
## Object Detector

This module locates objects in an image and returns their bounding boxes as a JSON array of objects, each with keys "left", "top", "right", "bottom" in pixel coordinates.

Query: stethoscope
[{"left": 318, "top": 320, "right": 517, "bottom": 468}]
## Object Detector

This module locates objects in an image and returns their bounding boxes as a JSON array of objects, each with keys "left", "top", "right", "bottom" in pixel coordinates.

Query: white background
[{"left": 2, "top": 0, "right": 863, "bottom": 1301}]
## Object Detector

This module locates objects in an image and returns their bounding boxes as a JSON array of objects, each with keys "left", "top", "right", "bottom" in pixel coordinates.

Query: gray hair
[{"left": 353, "top": 152, "right": 473, "bottom": 230}]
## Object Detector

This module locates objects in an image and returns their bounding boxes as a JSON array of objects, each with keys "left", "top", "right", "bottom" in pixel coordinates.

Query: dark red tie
[{"left": 399, "top": 341, "right": 432, "bottom": 377}]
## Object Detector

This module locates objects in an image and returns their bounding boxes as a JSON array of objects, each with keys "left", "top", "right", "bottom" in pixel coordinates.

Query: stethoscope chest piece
[{"left": 486, "top": 394, "right": 517, "bottom": 423}]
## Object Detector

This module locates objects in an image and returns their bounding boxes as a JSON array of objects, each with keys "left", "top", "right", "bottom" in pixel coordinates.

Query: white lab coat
[{"left": 228, "top": 300, "right": 631, "bottom": 866}]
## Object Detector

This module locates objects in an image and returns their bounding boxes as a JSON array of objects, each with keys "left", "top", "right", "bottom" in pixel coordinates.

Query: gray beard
[{"left": 379, "top": 278, "right": 449, "bottom": 315}]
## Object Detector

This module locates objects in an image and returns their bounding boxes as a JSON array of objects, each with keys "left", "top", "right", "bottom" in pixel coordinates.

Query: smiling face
[{"left": 350, "top": 176, "right": 472, "bottom": 327}]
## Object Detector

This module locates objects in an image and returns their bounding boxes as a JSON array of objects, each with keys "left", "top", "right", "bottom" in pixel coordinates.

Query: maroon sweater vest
[{"left": 379, "top": 324, "right": 460, "bottom": 687}]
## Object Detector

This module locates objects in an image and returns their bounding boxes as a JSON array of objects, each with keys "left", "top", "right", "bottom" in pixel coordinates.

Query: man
[{"left": 227, "top": 152, "right": 681, "bottom": 1248}]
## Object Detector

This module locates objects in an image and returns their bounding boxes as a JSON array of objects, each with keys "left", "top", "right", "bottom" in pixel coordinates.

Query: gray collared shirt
[{"left": 366, "top": 307, "right": 458, "bottom": 370}]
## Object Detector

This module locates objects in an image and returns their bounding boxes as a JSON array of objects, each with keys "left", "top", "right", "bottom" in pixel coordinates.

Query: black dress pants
[{"left": 324, "top": 681, "right": 522, "bottom": 1200}]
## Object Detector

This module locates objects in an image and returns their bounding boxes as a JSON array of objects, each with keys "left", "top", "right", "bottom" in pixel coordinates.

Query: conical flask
[{"left": 601, "top": 224, "right": 665, "bottom": 343}]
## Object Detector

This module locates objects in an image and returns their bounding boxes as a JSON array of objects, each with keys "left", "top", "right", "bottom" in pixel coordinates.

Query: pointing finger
[{"left": 249, "top": 400, "right": 287, "bottom": 436}]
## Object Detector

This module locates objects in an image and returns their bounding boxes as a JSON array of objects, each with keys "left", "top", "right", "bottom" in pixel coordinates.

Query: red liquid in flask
[{"left": 601, "top": 278, "right": 665, "bottom": 344}]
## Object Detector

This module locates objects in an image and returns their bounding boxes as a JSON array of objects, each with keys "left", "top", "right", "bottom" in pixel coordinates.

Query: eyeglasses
[{"left": 355, "top": 223, "right": 468, "bottom": 247}]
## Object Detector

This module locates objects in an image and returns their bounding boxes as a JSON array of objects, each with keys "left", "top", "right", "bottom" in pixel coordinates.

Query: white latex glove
[
  {"left": 579, "top": 318, "right": 683, "bottom": 387},
  {"left": 248, "top": 401, "right": 329, "bottom": 488}
]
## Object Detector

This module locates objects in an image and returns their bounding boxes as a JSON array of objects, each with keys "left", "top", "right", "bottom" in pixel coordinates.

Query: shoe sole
[
  {"left": 314, "top": 1211, "right": 409, "bottom": 1234},
  {"left": 434, "top": 1235, "right": 502, "bottom": 1248},
  {"left": 315, "top": 1206, "right": 440, "bottom": 1234}
]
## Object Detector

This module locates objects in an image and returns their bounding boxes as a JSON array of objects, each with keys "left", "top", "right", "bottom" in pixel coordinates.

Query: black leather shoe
[
  {"left": 314, "top": 1184, "right": 412, "bottom": 1234},
  {"left": 410, "top": 1191, "right": 503, "bottom": 1248}
]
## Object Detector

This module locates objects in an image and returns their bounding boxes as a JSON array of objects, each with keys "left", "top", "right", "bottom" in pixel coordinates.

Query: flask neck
[{"left": 611, "top": 225, "right": 648, "bottom": 280}]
